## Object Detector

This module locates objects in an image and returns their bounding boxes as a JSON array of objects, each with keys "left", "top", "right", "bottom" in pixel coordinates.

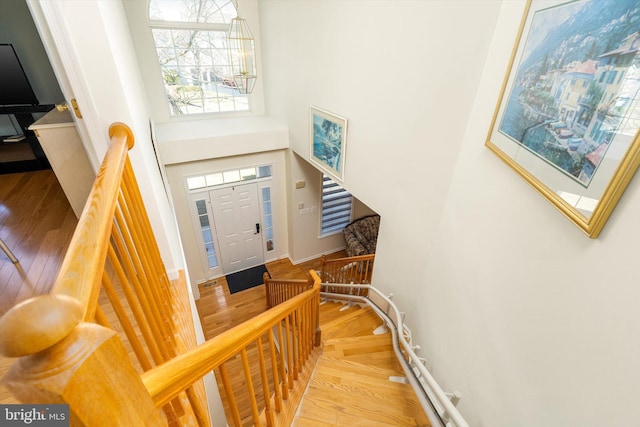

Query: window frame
[
  {"left": 147, "top": 1, "right": 249, "bottom": 116},
  {"left": 319, "top": 174, "right": 353, "bottom": 238},
  {"left": 122, "top": 0, "right": 264, "bottom": 123}
]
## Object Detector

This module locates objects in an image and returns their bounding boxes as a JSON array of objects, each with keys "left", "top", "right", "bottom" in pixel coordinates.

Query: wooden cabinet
[{"left": 29, "top": 109, "right": 94, "bottom": 218}]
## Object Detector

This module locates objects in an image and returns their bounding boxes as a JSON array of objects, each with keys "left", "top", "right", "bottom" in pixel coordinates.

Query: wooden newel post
[
  {"left": 0, "top": 295, "right": 165, "bottom": 426},
  {"left": 309, "top": 271, "right": 322, "bottom": 347}
]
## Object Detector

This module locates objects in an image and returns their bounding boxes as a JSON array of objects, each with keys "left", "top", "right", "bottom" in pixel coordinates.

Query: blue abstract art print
[{"left": 310, "top": 106, "right": 347, "bottom": 181}]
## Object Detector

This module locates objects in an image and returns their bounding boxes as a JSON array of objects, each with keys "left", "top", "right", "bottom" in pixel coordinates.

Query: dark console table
[{"left": 0, "top": 104, "right": 55, "bottom": 174}]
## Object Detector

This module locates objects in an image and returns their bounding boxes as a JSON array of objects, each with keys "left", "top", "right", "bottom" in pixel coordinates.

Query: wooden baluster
[
  {"left": 106, "top": 245, "right": 163, "bottom": 365},
  {"left": 241, "top": 348, "right": 261, "bottom": 427},
  {"left": 297, "top": 309, "right": 304, "bottom": 374},
  {"left": 302, "top": 302, "right": 310, "bottom": 361},
  {"left": 283, "top": 315, "right": 295, "bottom": 388},
  {"left": 307, "top": 301, "right": 313, "bottom": 356},
  {"left": 290, "top": 309, "right": 302, "bottom": 381},
  {"left": 0, "top": 295, "right": 165, "bottom": 426},
  {"left": 314, "top": 286, "right": 322, "bottom": 346},
  {"left": 276, "top": 322, "right": 290, "bottom": 399},
  {"left": 184, "top": 385, "right": 210, "bottom": 427},
  {"left": 101, "top": 271, "right": 153, "bottom": 371},
  {"left": 106, "top": 242, "right": 184, "bottom": 421},
  {"left": 256, "top": 337, "right": 274, "bottom": 427},
  {"left": 118, "top": 187, "right": 174, "bottom": 341},
  {"left": 94, "top": 304, "right": 111, "bottom": 328},
  {"left": 268, "top": 329, "right": 283, "bottom": 411},
  {"left": 219, "top": 364, "right": 242, "bottom": 427},
  {"left": 264, "top": 274, "right": 270, "bottom": 307},
  {"left": 112, "top": 206, "right": 173, "bottom": 356},
  {"left": 122, "top": 160, "right": 173, "bottom": 304},
  {"left": 299, "top": 304, "right": 306, "bottom": 364},
  {"left": 123, "top": 168, "right": 210, "bottom": 426},
  {"left": 290, "top": 313, "right": 300, "bottom": 380}
]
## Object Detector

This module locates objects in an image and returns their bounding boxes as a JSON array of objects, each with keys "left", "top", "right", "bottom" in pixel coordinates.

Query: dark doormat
[{"left": 226, "top": 264, "right": 270, "bottom": 294}]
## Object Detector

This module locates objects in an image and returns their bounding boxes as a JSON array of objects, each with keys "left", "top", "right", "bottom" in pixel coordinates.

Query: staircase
[{"left": 293, "top": 301, "right": 431, "bottom": 426}]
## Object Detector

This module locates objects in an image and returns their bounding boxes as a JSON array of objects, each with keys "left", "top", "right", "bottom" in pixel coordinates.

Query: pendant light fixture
[{"left": 227, "top": 0, "right": 257, "bottom": 94}]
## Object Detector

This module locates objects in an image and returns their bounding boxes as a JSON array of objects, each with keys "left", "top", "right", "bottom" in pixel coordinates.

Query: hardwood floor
[
  {"left": 0, "top": 170, "right": 429, "bottom": 426},
  {"left": 0, "top": 170, "right": 77, "bottom": 404},
  {"left": 196, "top": 255, "right": 345, "bottom": 340},
  {"left": 0, "top": 170, "right": 77, "bottom": 316}
]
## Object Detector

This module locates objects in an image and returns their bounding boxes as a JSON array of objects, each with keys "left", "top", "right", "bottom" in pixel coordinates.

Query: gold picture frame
[{"left": 486, "top": 0, "right": 640, "bottom": 238}]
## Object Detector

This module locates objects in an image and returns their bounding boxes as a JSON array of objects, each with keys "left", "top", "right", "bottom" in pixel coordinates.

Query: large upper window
[{"left": 148, "top": 0, "right": 249, "bottom": 115}]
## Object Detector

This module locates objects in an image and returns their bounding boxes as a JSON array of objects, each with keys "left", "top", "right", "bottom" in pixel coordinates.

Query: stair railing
[
  {"left": 264, "top": 273, "right": 321, "bottom": 346},
  {"left": 0, "top": 122, "right": 322, "bottom": 427},
  {"left": 321, "top": 282, "right": 470, "bottom": 427},
  {"left": 144, "top": 269, "right": 322, "bottom": 427},
  {"left": 0, "top": 123, "right": 208, "bottom": 425},
  {"left": 319, "top": 254, "right": 374, "bottom": 297}
]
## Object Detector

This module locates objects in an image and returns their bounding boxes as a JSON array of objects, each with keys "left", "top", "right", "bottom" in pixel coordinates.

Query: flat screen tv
[{"left": 0, "top": 44, "right": 39, "bottom": 106}]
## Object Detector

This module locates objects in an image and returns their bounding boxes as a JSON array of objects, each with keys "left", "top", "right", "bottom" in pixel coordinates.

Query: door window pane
[
  {"left": 261, "top": 187, "right": 274, "bottom": 252},
  {"left": 195, "top": 199, "right": 217, "bottom": 268}
]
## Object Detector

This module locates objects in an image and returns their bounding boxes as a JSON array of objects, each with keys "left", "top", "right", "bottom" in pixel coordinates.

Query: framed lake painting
[
  {"left": 310, "top": 106, "right": 347, "bottom": 181},
  {"left": 486, "top": 0, "right": 640, "bottom": 238}
]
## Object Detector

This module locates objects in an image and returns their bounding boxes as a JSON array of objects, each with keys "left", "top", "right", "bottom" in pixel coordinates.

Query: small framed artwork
[
  {"left": 486, "top": 0, "right": 640, "bottom": 238},
  {"left": 310, "top": 106, "right": 347, "bottom": 181}
]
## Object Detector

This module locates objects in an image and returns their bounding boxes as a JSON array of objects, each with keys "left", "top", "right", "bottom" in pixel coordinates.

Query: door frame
[
  {"left": 186, "top": 172, "right": 276, "bottom": 282},
  {"left": 26, "top": 0, "right": 101, "bottom": 170}
]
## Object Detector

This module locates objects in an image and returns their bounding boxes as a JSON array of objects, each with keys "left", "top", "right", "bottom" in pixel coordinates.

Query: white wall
[
  {"left": 260, "top": 1, "right": 640, "bottom": 426},
  {"left": 260, "top": 0, "right": 500, "bottom": 280},
  {"left": 421, "top": 2, "right": 640, "bottom": 426}
]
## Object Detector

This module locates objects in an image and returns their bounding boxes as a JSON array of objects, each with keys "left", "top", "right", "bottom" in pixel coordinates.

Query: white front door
[{"left": 210, "top": 183, "right": 264, "bottom": 274}]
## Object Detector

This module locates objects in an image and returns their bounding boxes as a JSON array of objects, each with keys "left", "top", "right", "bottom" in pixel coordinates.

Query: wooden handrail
[
  {"left": 0, "top": 123, "right": 207, "bottom": 426},
  {"left": 142, "top": 270, "right": 321, "bottom": 408},
  {"left": 54, "top": 123, "right": 133, "bottom": 320},
  {"left": 0, "top": 123, "right": 134, "bottom": 357},
  {"left": 0, "top": 121, "right": 324, "bottom": 427}
]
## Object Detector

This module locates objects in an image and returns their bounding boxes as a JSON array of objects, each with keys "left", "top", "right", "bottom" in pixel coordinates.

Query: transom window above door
[
  {"left": 148, "top": 0, "right": 249, "bottom": 115},
  {"left": 186, "top": 165, "right": 272, "bottom": 191}
]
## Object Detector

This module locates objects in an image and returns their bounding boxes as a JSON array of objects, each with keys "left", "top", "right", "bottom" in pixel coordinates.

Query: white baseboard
[{"left": 290, "top": 246, "right": 346, "bottom": 265}]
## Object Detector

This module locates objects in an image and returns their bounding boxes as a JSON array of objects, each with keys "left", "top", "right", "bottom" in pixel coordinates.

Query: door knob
[{"left": 255, "top": 223, "right": 260, "bottom": 234}]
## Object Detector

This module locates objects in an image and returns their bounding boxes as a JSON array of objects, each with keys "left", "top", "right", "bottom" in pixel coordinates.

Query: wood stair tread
[
  {"left": 319, "top": 302, "right": 361, "bottom": 323},
  {"left": 322, "top": 333, "right": 402, "bottom": 372},
  {"left": 297, "top": 392, "right": 428, "bottom": 427},
  {"left": 311, "top": 358, "right": 413, "bottom": 398},
  {"left": 320, "top": 305, "right": 382, "bottom": 340},
  {"left": 294, "top": 300, "right": 431, "bottom": 426}
]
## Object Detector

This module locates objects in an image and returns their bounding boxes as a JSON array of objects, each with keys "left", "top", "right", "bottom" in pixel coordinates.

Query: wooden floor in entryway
[{"left": 195, "top": 254, "right": 345, "bottom": 340}]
